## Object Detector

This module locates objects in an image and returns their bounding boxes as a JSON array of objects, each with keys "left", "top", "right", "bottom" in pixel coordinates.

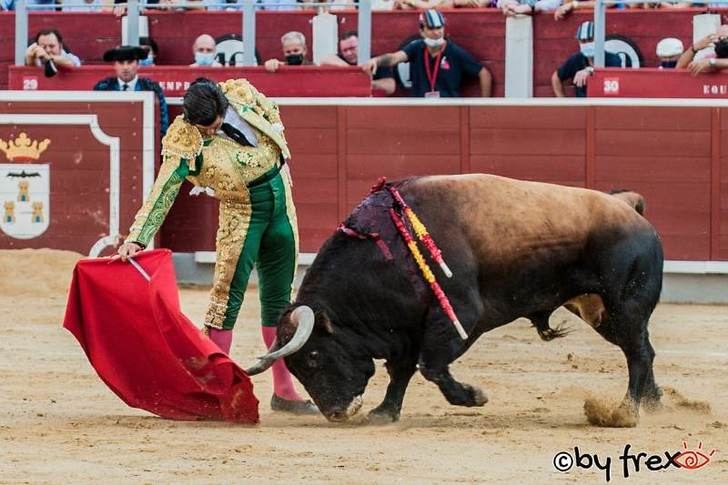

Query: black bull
[{"left": 248, "top": 174, "right": 664, "bottom": 424}]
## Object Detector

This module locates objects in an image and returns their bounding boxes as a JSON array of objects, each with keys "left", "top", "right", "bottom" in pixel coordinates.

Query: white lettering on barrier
[{"left": 703, "top": 84, "right": 728, "bottom": 96}]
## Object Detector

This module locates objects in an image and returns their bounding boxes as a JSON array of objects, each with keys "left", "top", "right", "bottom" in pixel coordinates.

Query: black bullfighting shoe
[{"left": 270, "top": 395, "right": 319, "bottom": 415}]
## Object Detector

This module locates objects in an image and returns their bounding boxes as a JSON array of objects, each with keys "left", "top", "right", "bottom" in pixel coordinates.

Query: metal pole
[
  {"left": 242, "top": 0, "right": 256, "bottom": 66},
  {"left": 357, "top": 0, "right": 372, "bottom": 62},
  {"left": 593, "top": 0, "right": 606, "bottom": 68},
  {"left": 127, "top": 0, "right": 140, "bottom": 46},
  {"left": 15, "top": 0, "right": 28, "bottom": 66}
]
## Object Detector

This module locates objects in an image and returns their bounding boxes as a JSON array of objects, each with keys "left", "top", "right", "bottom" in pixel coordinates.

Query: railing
[{"left": 13, "top": 0, "right": 372, "bottom": 67}]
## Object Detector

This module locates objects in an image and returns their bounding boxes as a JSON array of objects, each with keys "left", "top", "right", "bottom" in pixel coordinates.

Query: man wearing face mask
[
  {"left": 264, "top": 31, "right": 314, "bottom": 73},
  {"left": 363, "top": 10, "right": 492, "bottom": 97},
  {"left": 139, "top": 37, "right": 159, "bottom": 67},
  {"left": 552, "top": 21, "right": 622, "bottom": 98},
  {"left": 655, "top": 38, "right": 683, "bottom": 69},
  {"left": 190, "top": 34, "right": 223, "bottom": 68},
  {"left": 94, "top": 45, "right": 169, "bottom": 137}
]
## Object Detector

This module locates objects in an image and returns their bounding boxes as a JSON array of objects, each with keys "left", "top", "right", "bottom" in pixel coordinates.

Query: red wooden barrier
[
  {"left": 1, "top": 94, "right": 725, "bottom": 260},
  {"left": 8, "top": 65, "right": 373, "bottom": 97},
  {"left": 588, "top": 67, "right": 728, "bottom": 98},
  {"left": 159, "top": 102, "right": 727, "bottom": 262}
]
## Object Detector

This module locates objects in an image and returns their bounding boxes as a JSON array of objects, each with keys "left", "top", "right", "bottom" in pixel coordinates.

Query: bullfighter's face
[{"left": 282, "top": 312, "right": 375, "bottom": 422}]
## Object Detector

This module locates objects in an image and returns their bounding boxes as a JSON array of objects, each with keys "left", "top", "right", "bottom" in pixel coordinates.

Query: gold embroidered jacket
[{"left": 126, "top": 79, "right": 291, "bottom": 247}]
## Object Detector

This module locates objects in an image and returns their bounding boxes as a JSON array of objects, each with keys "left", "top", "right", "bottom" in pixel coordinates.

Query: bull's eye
[{"left": 307, "top": 350, "right": 319, "bottom": 368}]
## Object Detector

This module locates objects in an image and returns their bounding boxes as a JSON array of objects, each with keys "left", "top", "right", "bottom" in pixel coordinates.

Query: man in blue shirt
[{"left": 552, "top": 20, "right": 623, "bottom": 98}]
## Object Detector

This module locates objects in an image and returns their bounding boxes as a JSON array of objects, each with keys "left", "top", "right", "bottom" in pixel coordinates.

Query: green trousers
[{"left": 221, "top": 172, "right": 297, "bottom": 330}]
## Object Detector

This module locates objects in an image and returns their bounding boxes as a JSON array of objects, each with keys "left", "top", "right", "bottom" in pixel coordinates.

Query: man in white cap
[
  {"left": 551, "top": 20, "right": 622, "bottom": 97},
  {"left": 656, "top": 38, "right": 683, "bottom": 69},
  {"left": 363, "top": 9, "right": 492, "bottom": 97}
]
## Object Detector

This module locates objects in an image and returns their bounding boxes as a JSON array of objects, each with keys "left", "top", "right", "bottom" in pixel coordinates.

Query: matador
[{"left": 118, "top": 78, "right": 316, "bottom": 414}]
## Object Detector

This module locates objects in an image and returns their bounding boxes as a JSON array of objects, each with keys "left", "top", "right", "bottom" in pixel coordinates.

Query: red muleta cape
[{"left": 62, "top": 249, "right": 259, "bottom": 423}]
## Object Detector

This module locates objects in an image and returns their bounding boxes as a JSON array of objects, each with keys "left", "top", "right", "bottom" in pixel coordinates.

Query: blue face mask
[
  {"left": 139, "top": 55, "right": 154, "bottom": 66},
  {"left": 195, "top": 52, "right": 215, "bottom": 66},
  {"left": 580, "top": 42, "right": 595, "bottom": 59}
]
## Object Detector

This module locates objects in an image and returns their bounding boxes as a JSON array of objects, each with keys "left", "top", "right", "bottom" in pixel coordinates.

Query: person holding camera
[{"left": 24, "top": 29, "right": 81, "bottom": 78}]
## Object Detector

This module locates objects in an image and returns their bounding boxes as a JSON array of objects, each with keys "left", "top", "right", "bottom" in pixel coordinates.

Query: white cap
[{"left": 656, "top": 38, "right": 684, "bottom": 58}]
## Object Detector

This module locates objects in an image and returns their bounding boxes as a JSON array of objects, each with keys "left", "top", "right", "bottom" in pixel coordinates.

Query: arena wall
[{"left": 1, "top": 94, "right": 726, "bottom": 301}]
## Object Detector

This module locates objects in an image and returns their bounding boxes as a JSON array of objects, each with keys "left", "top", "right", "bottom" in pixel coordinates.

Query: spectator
[
  {"left": 685, "top": 36, "right": 728, "bottom": 75},
  {"left": 264, "top": 31, "right": 314, "bottom": 73},
  {"left": 61, "top": 0, "right": 104, "bottom": 11},
  {"left": 655, "top": 37, "right": 683, "bottom": 69},
  {"left": 677, "top": 27, "right": 728, "bottom": 71},
  {"left": 498, "top": 0, "right": 560, "bottom": 17},
  {"left": 320, "top": 31, "right": 396, "bottom": 95},
  {"left": 157, "top": 0, "right": 205, "bottom": 9},
  {"left": 554, "top": 0, "right": 634, "bottom": 21},
  {"left": 257, "top": 0, "right": 300, "bottom": 9},
  {"left": 363, "top": 10, "right": 492, "bottom": 97},
  {"left": 551, "top": 20, "right": 622, "bottom": 97},
  {"left": 25, "top": 29, "right": 81, "bottom": 78},
  {"left": 393, "top": 0, "right": 492, "bottom": 8},
  {"left": 26, "top": 0, "right": 57, "bottom": 11},
  {"left": 190, "top": 34, "right": 223, "bottom": 67},
  {"left": 138, "top": 37, "right": 159, "bottom": 67},
  {"left": 93, "top": 45, "right": 169, "bottom": 137}
]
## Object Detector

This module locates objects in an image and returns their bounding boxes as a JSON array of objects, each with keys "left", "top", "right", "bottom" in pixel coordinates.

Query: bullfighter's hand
[{"left": 116, "top": 242, "right": 143, "bottom": 262}]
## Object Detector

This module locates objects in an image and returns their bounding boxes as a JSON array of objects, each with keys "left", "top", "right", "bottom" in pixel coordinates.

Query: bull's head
[{"left": 245, "top": 305, "right": 375, "bottom": 422}]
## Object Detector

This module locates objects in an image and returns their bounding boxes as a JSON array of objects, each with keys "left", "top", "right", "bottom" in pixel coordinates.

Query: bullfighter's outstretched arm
[
  {"left": 125, "top": 115, "right": 204, "bottom": 247},
  {"left": 125, "top": 155, "right": 190, "bottom": 247}
]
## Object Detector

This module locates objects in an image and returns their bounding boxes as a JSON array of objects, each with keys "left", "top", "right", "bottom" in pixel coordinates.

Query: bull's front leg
[
  {"left": 368, "top": 356, "right": 418, "bottom": 424},
  {"left": 418, "top": 364, "right": 488, "bottom": 407},
  {"left": 418, "top": 331, "right": 488, "bottom": 407}
]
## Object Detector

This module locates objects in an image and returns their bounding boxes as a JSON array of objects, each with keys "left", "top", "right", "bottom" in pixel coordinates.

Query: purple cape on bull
[{"left": 243, "top": 174, "right": 664, "bottom": 426}]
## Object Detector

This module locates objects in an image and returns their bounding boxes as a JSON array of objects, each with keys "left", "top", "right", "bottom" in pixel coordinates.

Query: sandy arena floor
[{"left": 0, "top": 249, "right": 726, "bottom": 484}]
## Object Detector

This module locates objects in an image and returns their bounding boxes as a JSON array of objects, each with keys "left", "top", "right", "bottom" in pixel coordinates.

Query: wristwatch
[{"left": 710, "top": 58, "right": 717, "bottom": 67}]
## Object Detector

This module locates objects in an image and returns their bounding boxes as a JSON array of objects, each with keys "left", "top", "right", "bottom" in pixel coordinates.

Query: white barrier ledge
[
  {"left": 193, "top": 252, "right": 728, "bottom": 275},
  {"left": 663, "top": 261, "right": 728, "bottom": 275}
]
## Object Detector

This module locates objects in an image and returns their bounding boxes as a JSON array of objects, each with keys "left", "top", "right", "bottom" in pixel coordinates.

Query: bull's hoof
[
  {"left": 642, "top": 387, "right": 664, "bottom": 413},
  {"left": 470, "top": 385, "right": 489, "bottom": 407},
  {"left": 450, "top": 384, "right": 488, "bottom": 407},
  {"left": 367, "top": 407, "right": 400, "bottom": 425}
]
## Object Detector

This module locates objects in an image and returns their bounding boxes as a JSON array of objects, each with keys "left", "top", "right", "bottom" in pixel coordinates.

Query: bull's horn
[{"left": 244, "top": 305, "right": 315, "bottom": 376}]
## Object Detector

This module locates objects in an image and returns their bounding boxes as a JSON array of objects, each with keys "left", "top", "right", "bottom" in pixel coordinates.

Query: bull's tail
[{"left": 609, "top": 189, "right": 646, "bottom": 216}]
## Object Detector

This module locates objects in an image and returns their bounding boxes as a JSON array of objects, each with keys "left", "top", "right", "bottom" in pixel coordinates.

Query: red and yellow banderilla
[{"left": 388, "top": 207, "right": 468, "bottom": 341}]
